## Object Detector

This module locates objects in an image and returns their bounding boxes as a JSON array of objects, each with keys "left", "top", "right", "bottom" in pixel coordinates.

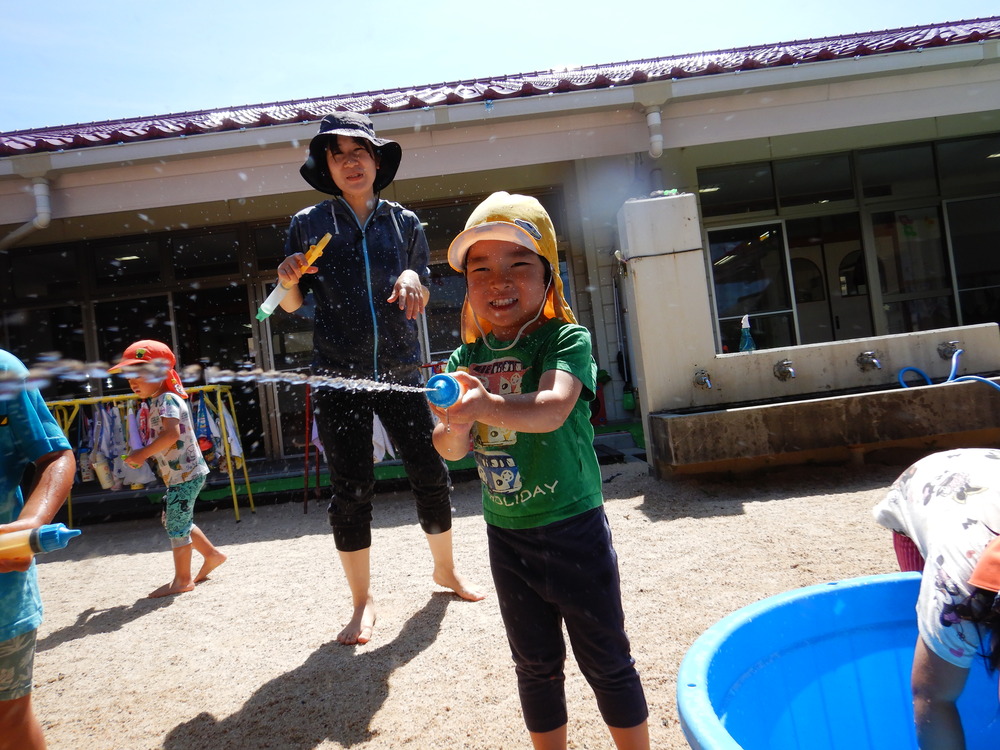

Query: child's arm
[
  {"left": 0, "top": 448, "right": 75, "bottom": 573},
  {"left": 124, "top": 417, "right": 181, "bottom": 467},
  {"left": 431, "top": 368, "right": 583, "bottom": 438}
]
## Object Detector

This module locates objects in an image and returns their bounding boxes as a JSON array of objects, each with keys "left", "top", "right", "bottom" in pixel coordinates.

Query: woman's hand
[
  {"left": 388, "top": 270, "right": 429, "bottom": 320},
  {"left": 277, "top": 253, "right": 318, "bottom": 286}
]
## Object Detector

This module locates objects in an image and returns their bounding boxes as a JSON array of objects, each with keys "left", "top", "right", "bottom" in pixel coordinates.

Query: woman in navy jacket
[{"left": 276, "top": 112, "right": 483, "bottom": 645}]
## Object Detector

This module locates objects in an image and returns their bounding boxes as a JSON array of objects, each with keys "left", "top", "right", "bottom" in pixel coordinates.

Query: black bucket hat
[{"left": 299, "top": 111, "right": 402, "bottom": 196}]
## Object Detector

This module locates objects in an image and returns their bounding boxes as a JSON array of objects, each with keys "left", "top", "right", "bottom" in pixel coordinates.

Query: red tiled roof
[{"left": 2, "top": 17, "right": 997, "bottom": 157}]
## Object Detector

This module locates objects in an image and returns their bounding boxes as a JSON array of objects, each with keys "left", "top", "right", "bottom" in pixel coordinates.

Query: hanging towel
[
  {"left": 220, "top": 402, "right": 244, "bottom": 470},
  {"left": 138, "top": 401, "right": 151, "bottom": 444},
  {"left": 310, "top": 417, "right": 324, "bottom": 452},
  {"left": 90, "top": 405, "right": 115, "bottom": 490},
  {"left": 76, "top": 413, "right": 96, "bottom": 483},
  {"left": 107, "top": 405, "right": 128, "bottom": 490},
  {"left": 309, "top": 414, "right": 393, "bottom": 462},
  {"left": 194, "top": 396, "right": 218, "bottom": 468},
  {"left": 123, "top": 403, "right": 157, "bottom": 486},
  {"left": 204, "top": 398, "right": 226, "bottom": 473},
  {"left": 372, "top": 414, "right": 395, "bottom": 463}
]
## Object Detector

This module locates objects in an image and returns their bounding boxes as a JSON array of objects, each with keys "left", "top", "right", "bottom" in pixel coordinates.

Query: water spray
[{"left": 0, "top": 357, "right": 432, "bottom": 398}]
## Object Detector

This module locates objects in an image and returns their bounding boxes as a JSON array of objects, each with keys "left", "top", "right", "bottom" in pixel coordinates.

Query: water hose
[{"left": 898, "top": 349, "right": 1000, "bottom": 393}]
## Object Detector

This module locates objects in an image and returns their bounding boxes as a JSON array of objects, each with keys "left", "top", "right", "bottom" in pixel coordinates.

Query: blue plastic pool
[{"left": 677, "top": 573, "right": 1000, "bottom": 749}]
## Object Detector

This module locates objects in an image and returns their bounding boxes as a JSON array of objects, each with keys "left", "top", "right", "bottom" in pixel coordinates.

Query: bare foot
[
  {"left": 434, "top": 569, "right": 486, "bottom": 602},
  {"left": 337, "top": 599, "right": 376, "bottom": 645},
  {"left": 337, "top": 599, "right": 375, "bottom": 646},
  {"left": 149, "top": 580, "right": 195, "bottom": 599},
  {"left": 195, "top": 551, "right": 227, "bottom": 583}
]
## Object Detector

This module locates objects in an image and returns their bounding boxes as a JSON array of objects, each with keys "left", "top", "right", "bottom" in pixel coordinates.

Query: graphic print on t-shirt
[
  {"left": 469, "top": 358, "right": 528, "bottom": 449},
  {"left": 469, "top": 357, "right": 531, "bottom": 494}
]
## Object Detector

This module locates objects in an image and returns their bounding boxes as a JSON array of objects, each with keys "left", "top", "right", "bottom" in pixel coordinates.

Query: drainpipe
[
  {"left": 645, "top": 106, "right": 663, "bottom": 159},
  {"left": 0, "top": 177, "right": 51, "bottom": 252}
]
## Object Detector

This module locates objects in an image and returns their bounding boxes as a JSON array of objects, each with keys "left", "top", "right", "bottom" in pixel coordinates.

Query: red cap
[
  {"left": 969, "top": 536, "right": 1000, "bottom": 592},
  {"left": 107, "top": 339, "right": 188, "bottom": 398}
]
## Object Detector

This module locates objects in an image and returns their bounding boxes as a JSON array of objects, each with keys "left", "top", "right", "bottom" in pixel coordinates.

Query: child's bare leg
[
  {"left": 0, "top": 693, "right": 46, "bottom": 750},
  {"left": 190, "top": 525, "right": 227, "bottom": 582},
  {"left": 337, "top": 547, "right": 375, "bottom": 645},
  {"left": 529, "top": 724, "right": 567, "bottom": 750},
  {"left": 149, "top": 542, "right": 195, "bottom": 598},
  {"left": 425, "top": 529, "right": 485, "bottom": 601},
  {"left": 608, "top": 721, "right": 650, "bottom": 750}
]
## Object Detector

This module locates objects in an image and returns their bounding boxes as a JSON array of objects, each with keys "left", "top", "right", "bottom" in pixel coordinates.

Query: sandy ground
[{"left": 30, "top": 457, "right": 907, "bottom": 749}]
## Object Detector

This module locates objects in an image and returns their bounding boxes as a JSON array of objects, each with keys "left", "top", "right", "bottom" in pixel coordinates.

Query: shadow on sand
[
  {"left": 36, "top": 596, "right": 174, "bottom": 653},
  {"left": 163, "top": 593, "right": 452, "bottom": 750}
]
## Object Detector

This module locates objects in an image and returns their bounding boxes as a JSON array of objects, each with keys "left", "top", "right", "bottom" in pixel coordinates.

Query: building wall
[{"left": 1, "top": 41, "right": 998, "bottom": 459}]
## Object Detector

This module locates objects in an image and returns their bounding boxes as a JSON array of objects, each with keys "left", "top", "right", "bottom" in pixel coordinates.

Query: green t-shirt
[{"left": 448, "top": 319, "right": 603, "bottom": 529}]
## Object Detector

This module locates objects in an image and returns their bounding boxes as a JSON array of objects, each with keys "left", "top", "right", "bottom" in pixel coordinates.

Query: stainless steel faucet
[
  {"left": 938, "top": 340, "right": 962, "bottom": 359},
  {"left": 857, "top": 351, "right": 882, "bottom": 371},
  {"left": 773, "top": 359, "right": 795, "bottom": 381},
  {"left": 693, "top": 369, "right": 712, "bottom": 389}
]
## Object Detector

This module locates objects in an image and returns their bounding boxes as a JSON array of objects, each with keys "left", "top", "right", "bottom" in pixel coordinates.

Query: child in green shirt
[{"left": 431, "top": 192, "right": 649, "bottom": 750}]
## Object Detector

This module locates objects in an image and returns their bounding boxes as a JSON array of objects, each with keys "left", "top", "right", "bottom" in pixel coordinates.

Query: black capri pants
[
  {"left": 312, "top": 384, "right": 452, "bottom": 552},
  {"left": 487, "top": 506, "right": 648, "bottom": 733}
]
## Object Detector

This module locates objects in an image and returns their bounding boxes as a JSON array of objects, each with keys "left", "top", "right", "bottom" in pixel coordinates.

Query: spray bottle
[
  {"left": 255, "top": 233, "right": 332, "bottom": 321},
  {"left": 739, "top": 314, "right": 756, "bottom": 352},
  {"left": 0, "top": 523, "right": 82, "bottom": 560},
  {"left": 426, "top": 373, "right": 467, "bottom": 408}
]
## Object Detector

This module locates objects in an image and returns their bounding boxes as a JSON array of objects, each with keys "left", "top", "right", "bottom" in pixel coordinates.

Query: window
[
  {"left": 5, "top": 306, "right": 86, "bottom": 400},
  {"left": 11, "top": 247, "right": 82, "bottom": 300},
  {"left": 172, "top": 285, "right": 263, "bottom": 458},
  {"left": 425, "top": 268, "right": 467, "bottom": 360},
  {"left": 791, "top": 258, "right": 825, "bottom": 304},
  {"left": 698, "top": 163, "right": 775, "bottom": 217},
  {"left": 94, "top": 239, "right": 160, "bottom": 289},
  {"left": 252, "top": 223, "right": 289, "bottom": 274},
  {"left": 709, "top": 223, "right": 793, "bottom": 351},
  {"left": 948, "top": 196, "right": 1000, "bottom": 327},
  {"left": 173, "top": 230, "right": 240, "bottom": 279},
  {"left": 938, "top": 135, "right": 1000, "bottom": 197},
  {"left": 774, "top": 155, "right": 854, "bottom": 207},
  {"left": 872, "top": 207, "right": 955, "bottom": 333},
  {"left": 858, "top": 144, "right": 937, "bottom": 199}
]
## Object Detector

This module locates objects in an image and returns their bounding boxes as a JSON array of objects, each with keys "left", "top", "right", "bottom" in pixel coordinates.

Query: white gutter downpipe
[
  {"left": 0, "top": 177, "right": 51, "bottom": 252},
  {"left": 645, "top": 106, "right": 663, "bottom": 159}
]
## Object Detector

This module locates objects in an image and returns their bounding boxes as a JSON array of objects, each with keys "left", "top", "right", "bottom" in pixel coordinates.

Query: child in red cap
[{"left": 109, "top": 340, "right": 226, "bottom": 598}]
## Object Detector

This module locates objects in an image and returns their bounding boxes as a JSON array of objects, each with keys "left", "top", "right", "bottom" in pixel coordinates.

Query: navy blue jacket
[{"left": 284, "top": 197, "right": 429, "bottom": 383}]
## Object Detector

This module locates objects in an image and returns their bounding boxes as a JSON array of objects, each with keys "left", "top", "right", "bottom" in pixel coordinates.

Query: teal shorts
[
  {"left": 161, "top": 474, "right": 206, "bottom": 548},
  {"left": 0, "top": 629, "right": 36, "bottom": 701}
]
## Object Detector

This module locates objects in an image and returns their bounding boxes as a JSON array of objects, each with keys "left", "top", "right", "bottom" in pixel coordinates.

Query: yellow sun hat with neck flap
[{"left": 447, "top": 191, "right": 577, "bottom": 345}]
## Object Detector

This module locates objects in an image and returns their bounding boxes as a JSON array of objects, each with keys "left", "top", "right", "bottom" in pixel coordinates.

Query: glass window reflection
[
  {"left": 94, "top": 239, "right": 160, "bottom": 289},
  {"left": 774, "top": 154, "right": 854, "bottom": 207},
  {"left": 859, "top": 144, "right": 936, "bottom": 199},
  {"left": 12, "top": 247, "right": 82, "bottom": 300},
  {"left": 698, "top": 163, "right": 775, "bottom": 217},
  {"left": 173, "top": 230, "right": 239, "bottom": 279}
]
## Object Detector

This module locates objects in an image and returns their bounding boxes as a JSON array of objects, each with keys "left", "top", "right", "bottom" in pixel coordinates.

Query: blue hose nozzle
[{"left": 426, "top": 374, "right": 463, "bottom": 408}]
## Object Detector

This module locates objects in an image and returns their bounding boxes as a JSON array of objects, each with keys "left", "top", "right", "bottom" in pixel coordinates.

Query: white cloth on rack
[
  {"left": 308, "top": 414, "right": 395, "bottom": 463},
  {"left": 372, "top": 414, "right": 395, "bottom": 463},
  {"left": 219, "top": 401, "right": 244, "bottom": 468},
  {"left": 123, "top": 403, "right": 157, "bottom": 486}
]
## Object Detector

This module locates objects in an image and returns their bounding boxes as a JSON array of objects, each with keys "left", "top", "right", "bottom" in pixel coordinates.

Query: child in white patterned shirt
[{"left": 110, "top": 340, "right": 226, "bottom": 599}]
